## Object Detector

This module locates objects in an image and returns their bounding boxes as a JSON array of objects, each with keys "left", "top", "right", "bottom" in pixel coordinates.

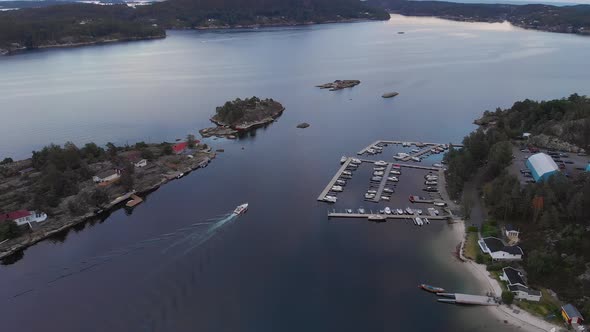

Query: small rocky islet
[
  {"left": 297, "top": 122, "right": 310, "bottom": 129},
  {"left": 316, "top": 80, "right": 360, "bottom": 91},
  {"left": 199, "top": 96, "right": 285, "bottom": 138}
]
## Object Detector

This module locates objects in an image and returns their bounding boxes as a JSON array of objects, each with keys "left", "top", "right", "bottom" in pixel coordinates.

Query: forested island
[
  {"left": 368, "top": 0, "right": 590, "bottom": 35},
  {"left": 0, "top": 0, "right": 389, "bottom": 54},
  {"left": 445, "top": 94, "right": 590, "bottom": 322},
  {"left": 200, "top": 97, "right": 285, "bottom": 138}
]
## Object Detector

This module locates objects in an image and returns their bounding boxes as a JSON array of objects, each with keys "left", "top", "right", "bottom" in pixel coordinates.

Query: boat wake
[{"left": 3, "top": 209, "right": 244, "bottom": 301}]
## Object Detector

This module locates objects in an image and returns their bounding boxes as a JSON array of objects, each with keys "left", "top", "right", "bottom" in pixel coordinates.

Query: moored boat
[{"left": 419, "top": 284, "right": 445, "bottom": 293}]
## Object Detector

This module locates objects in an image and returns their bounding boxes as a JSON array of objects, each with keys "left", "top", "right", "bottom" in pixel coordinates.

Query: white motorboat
[
  {"left": 390, "top": 170, "right": 401, "bottom": 175},
  {"left": 416, "top": 217, "right": 423, "bottom": 226},
  {"left": 351, "top": 158, "right": 362, "bottom": 164},
  {"left": 374, "top": 167, "right": 386, "bottom": 171},
  {"left": 324, "top": 195, "right": 337, "bottom": 203},
  {"left": 367, "top": 190, "right": 377, "bottom": 194},
  {"left": 433, "top": 163, "right": 443, "bottom": 167},
  {"left": 233, "top": 203, "right": 249, "bottom": 215},
  {"left": 371, "top": 176, "right": 383, "bottom": 181},
  {"left": 346, "top": 209, "right": 353, "bottom": 214},
  {"left": 411, "top": 156, "right": 421, "bottom": 162},
  {"left": 383, "top": 188, "right": 394, "bottom": 193},
  {"left": 331, "top": 185, "right": 343, "bottom": 192},
  {"left": 405, "top": 207, "right": 413, "bottom": 214},
  {"left": 425, "top": 181, "right": 437, "bottom": 185},
  {"left": 416, "top": 209, "right": 423, "bottom": 215},
  {"left": 430, "top": 148, "right": 438, "bottom": 153},
  {"left": 367, "top": 149, "right": 376, "bottom": 154},
  {"left": 374, "top": 160, "right": 388, "bottom": 166},
  {"left": 396, "top": 208, "right": 404, "bottom": 215},
  {"left": 342, "top": 170, "right": 352, "bottom": 176},
  {"left": 433, "top": 201, "right": 446, "bottom": 207},
  {"left": 365, "top": 193, "right": 375, "bottom": 199},
  {"left": 336, "top": 179, "right": 346, "bottom": 186},
  {"left": 425, "top": 175, "right": 438, "bottom": 180},
  {"left": 368, "top": 214, "right": 386, "bottom": 221},
  {"left": 176, "top": 172, "right": 184, "bottom": 179},
  {"left": 411, "top": 148, "right": 420, "bottom": 153},
  {"left": 381, "top": 196, "right": 390, "bottom": 201},
  {"left": 384, "top": 207, "right": 391, "bottom": 214},
  {"left": 424, "top": 218, "right": 430, "bottom": 224},
  {"left": 373, "top": 171, "right": 384, "bottom": 176},
  {"left": 387, "top": 177, "right": 398, "bottom": 182},
  {"left": 340, "top": 156, "right": 347, "bottom": 164},
  {"left": 358, "top": 208, "right": 366, "bottom": 214},
  {"left": 413, "top": 218, "right": 418, "bottom": 225}
]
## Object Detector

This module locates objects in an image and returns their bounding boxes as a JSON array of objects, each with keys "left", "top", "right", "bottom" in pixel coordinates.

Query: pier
[
  {"left": 437, "top": 293, "right": 499, "bottom": 306},
  {"left": 328, "top": 212, "right": 449, "bottom": 220},
  {"left": 356, "top": 140, "right": 463, "bottom": 156},
  {"left": 317, "top": 157, "right": 353, "bottom": 202},
  {"left": 372, "top": 163, "right": 394, "bottom": 202}
]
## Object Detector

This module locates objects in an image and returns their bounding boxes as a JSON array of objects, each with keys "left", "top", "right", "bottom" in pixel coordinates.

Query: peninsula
[
  {"left": 199, "top": 97, "right": 285, "bottom": 138},
  {"left": 0, "top": 0, "right": 390, "bottom": 54},
  {"left": 368, "top": 0, "right": 590, "bottom": 36},
  {"left": 0, "top": 138, "right": 214, "bottom": 259}
]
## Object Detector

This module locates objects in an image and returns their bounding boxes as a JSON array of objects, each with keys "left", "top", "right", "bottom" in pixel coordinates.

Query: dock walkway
[
  {"left": 317, "top": 157, "right": 353, "bottom": 202},
  {"left": 372, "top": 163, "right": 394, "bottom": 202},
  {"left": 328, "top": 212, "right": 449, "bottom": 220}
]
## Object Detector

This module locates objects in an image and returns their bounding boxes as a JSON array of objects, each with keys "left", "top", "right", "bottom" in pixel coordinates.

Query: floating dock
[
  {"left": 126, "top": 194, "right": 144, "bottom": 208},
  {"left": 372, "top": 163, "right": 394, "bottom": 202},
  {"left": 437, "top": 293, "right": 498, "bottom": 306},
  {"left": 317, "top": 157, "right": 353, "bottom": 202},
  {"left": 328, "top": 212, "right": 449, "bottom": 220},
  {"left": 357, "top": 140, "right": 463, "bottom": 156}
]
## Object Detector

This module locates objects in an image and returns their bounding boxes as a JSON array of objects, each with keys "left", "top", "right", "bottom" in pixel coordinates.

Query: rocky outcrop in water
[{"left": 316, "top": 80, "right": 360, "bottom": 91}]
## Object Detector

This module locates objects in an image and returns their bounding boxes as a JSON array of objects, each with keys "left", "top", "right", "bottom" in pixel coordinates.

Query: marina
[
  {"left": 328, "top": 212, "right": 449, "bottom": 220},
  {"left": 317, "top": 157, "right": 353, "bottom": 202}
]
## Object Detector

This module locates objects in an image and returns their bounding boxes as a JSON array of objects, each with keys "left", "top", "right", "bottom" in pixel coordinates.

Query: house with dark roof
[
  {"left": 478, "top": 237, "right": 523, "bottom": 261},
  {"left": 500, "top": 267, "right": 541, "bottom": 302},
  {"left": 561, "top": 303, "right": 584, "bottom": 326}
]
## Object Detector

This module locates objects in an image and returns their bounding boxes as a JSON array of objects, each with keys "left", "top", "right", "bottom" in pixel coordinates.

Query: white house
[
  {"left": 0, "top": 210, "right": 47, "bottom": 228},
  {"left": 93, "top": 169, "right": 122, "bottom": 183},
  {"left": 134, "top": 159, "right": 147, "bottom": 168},
  {"left": 478, "top": 237, "right": 523, "bottom": 261},
  {"left": 500, "top": 267, "right": 541, "bottom": 302}
]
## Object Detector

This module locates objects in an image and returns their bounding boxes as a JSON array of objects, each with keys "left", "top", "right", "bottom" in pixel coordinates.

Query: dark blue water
[{"left": 1, "top": 15, "right": 589, "bottom": 331}]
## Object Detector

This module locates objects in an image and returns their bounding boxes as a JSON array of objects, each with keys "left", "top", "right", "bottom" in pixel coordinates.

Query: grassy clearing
[
  {"left": 516, "top": 289, "right": 562, "bottom": 322},
  {"left": 464, "top": 231, "right": 480, "bottom": 260}
]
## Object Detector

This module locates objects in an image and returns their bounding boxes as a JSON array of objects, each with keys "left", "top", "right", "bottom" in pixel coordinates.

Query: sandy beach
[{"left": 450, "top": 220, "right": 564, "bottom": 332}]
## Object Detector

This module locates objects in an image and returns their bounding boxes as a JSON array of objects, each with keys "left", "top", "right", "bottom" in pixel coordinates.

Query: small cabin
[
  {"left": 561, "top": 303, "right": 584, "bottom": 326},
  {"left": 93, "top": 169, "right": 122, "bottom": 183}
]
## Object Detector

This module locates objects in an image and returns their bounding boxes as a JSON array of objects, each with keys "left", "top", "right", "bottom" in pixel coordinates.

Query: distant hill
[
  {"left": 368, "top": 0, "right": 590, "bottom": 35},
  {"left": 0, "top": 0, "right": 390, "bottom": 53}
]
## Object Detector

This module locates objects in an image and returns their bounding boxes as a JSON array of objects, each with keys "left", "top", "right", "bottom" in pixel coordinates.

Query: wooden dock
[
  {"left": 358, "top": 159, "right": 439, "bottom": 171},
  {"left": 357, "top": 140, "right": 381, "bottom": 155},
  {"left": 317, "top": 157, "right": 353, "bottom": 202},
  {"left": 357, "top": 140, "right": 463, "bottom": 156},
  {"left": 372, "top": 163, "right": 394, "bottom": 202},
  {"left": 125, "top": 194, "right": 144, "bottom": 208},
  {"left": 328, "top": 212, "right": 449, "bottom": 220}
]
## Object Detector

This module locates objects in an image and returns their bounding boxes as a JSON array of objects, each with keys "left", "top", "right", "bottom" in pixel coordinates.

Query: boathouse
[
  {"left": 526, "top": 153, "right": 559, "bottom": 182},
  {"left": 561, "top": 304, "right": 584, "bottom": 326}
]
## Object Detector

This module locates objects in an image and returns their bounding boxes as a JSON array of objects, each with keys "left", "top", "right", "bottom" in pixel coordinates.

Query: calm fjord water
[{"left": 0, "top": 15, "right": 589, "bottom": 331}]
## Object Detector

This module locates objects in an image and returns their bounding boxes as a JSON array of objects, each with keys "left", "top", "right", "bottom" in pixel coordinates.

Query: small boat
[
  {"left": 433, "top": 209, "right": 439, "bottom": 215},
  {"left": 373, "top": 146, "right": 383, "bottom": 151},
  {"left": 419, "top": 284, "right": 445, "bottom": 293},
  {"left": 416, "top": 209, "right": 423, "bottom": 215},
  {"left": 430, "top": 148, "right": 438, "bottom": 153},
  {"left": 416, "top": 217, "right": 423, "bottom": 226},
  {"left": 351, "top": 158, "right": 362, "bottom": 164},
  {"left": 340, "top": 156, "right": 347, "bottom": 164},
  {"left": 424, "top": 187, "right": 438, "bottom": 192},
  {"left": 379, "top": 209, "right": 384, "bottom": 214},
  {"left": 371, "top": 176, "right": 383, "bottom": 182},
  {"left": 176, "top": 172, "right": 184, "bottom": 179},
  {"left": 374, "top": 167, "right": 386, "bottom": 171},
  {"left": 374, "top": 171, "right": 384, "bottom": 176},
  {"left": 396, "top": 209, "right": 404, "bottom": 215},
  {"left": 324, "top": 195, "right": 337, "bottom": 203},
  {"left": 336, "top": 179, "right": 346, "bottom": 186},
  {"left": 433, "top": 163, "right": 443, "bottom": 167},
  {"left": 367, "top": 190, "right": 377, "bottom": 194},
  {"left": 390, "top": 169, "right": 401, "bottom": 175},
  {"left": 374, "top": 160, "right": 388, "bottom": 166},
  {"left": 424, "top": 218, "right": 430, "bottom": 224},
  {"left": 413, "top": 218, "right": 418, "bottom": 225},
  {"left": 425, "top": 181, "right": 437, "bottom": 185},
  {"left": 368, "top": 214, "right": 386, "bottom": 221},
  {"left": 402, "top": 142, "right": 409, "bottom": 147},
  {"left": 425, "top": 175, "right": 438, "bottom": 180},
  {"left": 384, "top": 207, "right": 391, "bottom": 214},
  {"left": 411, "top": 148, "right": 420, "bottom": 153},
  {"left": 433, "top": 201, "right": 446, "bottom": 207},
  {"left": 331, "top": 185, "right": 343, "bottom": 192},
  {"left": 367, "top": 149, "right": 376, "bottom": 154},
  {"left": 381, "top": 196, "right": 390, "bottom": 201},
  {"left": 346, "top": 209, "right": 353, "bottom": 214},
  {"left": 383, "top": 188, "right": 394, "bottom": 193},
  {"left": 411, "top": 156, "right": 421, "bottom": 162},
  {"left": 342, "top": 171, "right": 352, "bottom": 176},
  {"left": 358, "top": 208, "right": 366, "bottom": 214},
  {"left": 233, "top": 203, "right": 249, "bottom": 215},
  {"left": 387, "top": 176, "right": 399, "bottom": 182},
  {"left": 405, "top": 207, "right": 413, "bottom": 214},
  {"left": 365, "top": 193, "right": 376, "bottom": 199}
]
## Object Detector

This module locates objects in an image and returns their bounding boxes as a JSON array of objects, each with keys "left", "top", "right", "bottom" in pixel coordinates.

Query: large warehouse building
[{"left": 526, "top": 153, "right": 559, "bottom": 182}]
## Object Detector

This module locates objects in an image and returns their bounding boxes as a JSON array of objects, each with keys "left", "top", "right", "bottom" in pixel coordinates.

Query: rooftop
[
  {"left": 508, "top": 284, "right": 541, "bottom": 296},
  {"left": 503, "top": 267, "right": 526, "bottom": 286},
  {"left": 527, "top": 153, "right": 559, "bottom": 175},
  {"left": 483, "top": 237, "right": 523, "bottom": 255},
  {"left": 0, "top": 210, "right": 31, "bottom": 222},
  {"left": 562, "top": 303, "right": 584, "bottom": 319}
]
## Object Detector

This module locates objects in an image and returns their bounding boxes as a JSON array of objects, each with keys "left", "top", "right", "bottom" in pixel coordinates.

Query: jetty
[
  {"left": 317, "top": 157, "right": 353, "bottom": 202},
  {"left": 371, "top": 163, "right": 394, "bottom": 202},
  {"left": 328, "top": 212, "right": 449, "bottom": 220},
  {"left": 437, "top": 293, "right": 499, "bottom": 306},
  {"left": 125, "top": 194, "right": 144, "bottom": 208},
  {"left": 357, "top": 140, "right": 463, "bottom": 157}
]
